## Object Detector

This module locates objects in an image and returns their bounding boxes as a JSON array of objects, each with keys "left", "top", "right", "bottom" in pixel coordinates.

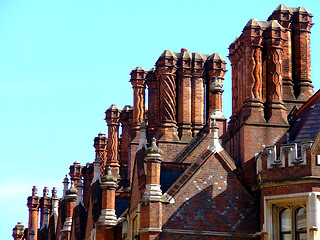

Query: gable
[
  {"left": 162, "top": 149, "right": 258, "bottom": 234},
  {"left": 289, "top": 90, "right": 320, "bottom": 144}
]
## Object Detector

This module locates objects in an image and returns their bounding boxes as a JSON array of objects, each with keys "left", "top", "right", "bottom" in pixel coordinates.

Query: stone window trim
[
  {"left": 129, "top": 204, "right": 140, "bottom": 240},
  {"left": 263, "top": 192, "right": 320, "bottom": 240}
]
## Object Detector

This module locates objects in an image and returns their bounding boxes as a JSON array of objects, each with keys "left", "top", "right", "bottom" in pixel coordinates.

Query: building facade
[{"left": 12, "top": 5, "right": 320, "bottom": 240}]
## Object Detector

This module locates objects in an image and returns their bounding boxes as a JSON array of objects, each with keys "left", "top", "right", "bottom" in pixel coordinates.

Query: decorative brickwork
[{"left": 13, "top": 4, "right": 320, "bottom": 240}]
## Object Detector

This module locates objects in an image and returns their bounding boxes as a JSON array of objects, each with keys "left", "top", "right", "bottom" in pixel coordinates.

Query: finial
[
  {"left": 76, "top": 179, "right": 84, "bottom": 206},
  {"left": 32, "top": 186, "right": 38, "bottom": 197},
  {"left": 91, "top": 155, "right": 101, "bottom": 185},
  {"left": 62, "top": 175, "right": 69, "bottom": 198},
  {"left": 101, "top": 166, "right": 117, "bottom": 185},
  {"left": 207, "top": 118, "right": 223, "bottom": 153},
  {"left": 145, "top": 137, "right": 163, "bottom": 155},
  {"left": 137, "top": 121, "right": 147, "bottom": 151},
  {"left": 63, "top": 175, "right": 69, "bottom": 183},
  {"left": 66, "top": 181, "right": 78, "bottom": 196}
]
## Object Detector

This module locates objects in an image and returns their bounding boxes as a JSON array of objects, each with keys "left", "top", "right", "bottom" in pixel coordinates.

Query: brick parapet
[{"left": 256, "top": 141, "right": 320, "bottom": 183}]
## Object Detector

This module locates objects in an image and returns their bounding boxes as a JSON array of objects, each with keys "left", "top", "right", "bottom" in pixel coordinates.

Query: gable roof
[{"left": 288, "top": 90, "right": 320, "bottom": 144}]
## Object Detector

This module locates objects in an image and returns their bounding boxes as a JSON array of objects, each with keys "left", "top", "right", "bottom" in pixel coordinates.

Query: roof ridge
[
  {"left": 172, "top": 123, "right": 210, "bottom": 163},
  {"left": 294, "top": 90, "right": 320, "bottom": 121}
]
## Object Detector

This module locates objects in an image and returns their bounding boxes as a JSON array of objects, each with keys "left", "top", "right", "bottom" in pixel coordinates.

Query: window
[
  {"left": 279, "top": 207, "right": 307, "bottom": 240},
  {"left": 280, "top": 208, "right": 292, "bottom": 240},
  {"left": 295, "top": 207, "right": 307, "bottom": 240}
]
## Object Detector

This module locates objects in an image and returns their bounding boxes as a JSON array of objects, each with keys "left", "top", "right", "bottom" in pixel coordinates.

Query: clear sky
[{"left": 1, "top": 0, "right": 319, "bottom": 239}]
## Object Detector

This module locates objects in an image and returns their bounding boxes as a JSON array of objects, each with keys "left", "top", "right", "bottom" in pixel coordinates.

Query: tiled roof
[
  {"left": 115, "top": 199, "right": 129, "bottom": 218},
  {"left": 160, "top": 163, "right": 190, "bottom": 193},
  {"left": 288, "top": 90, "right": 320, "bottom": 144}
]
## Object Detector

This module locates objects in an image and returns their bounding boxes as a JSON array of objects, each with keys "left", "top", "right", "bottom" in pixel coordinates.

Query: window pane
[
  {"left": 281, "top": 234, "right": 292, "bottom": 240},
  {"left": 296, "top": 207, "right": 307, "bottom": 231},
  {"left": 280, "top": 209, "right": 292, "bottom": 232},
  {"left": 297, "top": 232, "right": 307, "bottom": 240}
]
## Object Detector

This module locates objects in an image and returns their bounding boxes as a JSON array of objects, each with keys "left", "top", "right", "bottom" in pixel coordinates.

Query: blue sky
[{"left": 1, "top": 0, "right": 319, "bottom": 239}]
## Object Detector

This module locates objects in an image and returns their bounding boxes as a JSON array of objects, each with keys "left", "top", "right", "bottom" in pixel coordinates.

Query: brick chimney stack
[
  {"left": 177, "top": 48, "right": 193, "bottom": 142},
  {"left": 61, "top": 181, "right": 77, "bottom": 240},
  {"left": 39, "top": 187, "right": 51, "bottom": 229},
  {"left": 239, "top": 19, "right": 265, "bottom": 124},
  {"left": 130, "top": 67, "right": 147, "bottom": 140},
  {"left": 51, "top": 187, "right": 59, "bottom": 225},
  {"left": 146, "top": 68, "right": 158, "bottom": 140},
  {"left": 155, "top": 50, "right": 179, "bottom": 142},
  {"left": 267, "top": 5, "right": 314, "bottom": 107},
  {"left": 206, "top": 53, "right": 227, "bottom": 135},
  {"left": 264, "top": 20, "right": 288, "bottom": 124},
  {"left": 191, "top": 53, "right": 205, "bottom": 136},
  {"left": 268, "top": 5, "right": 295, "bottom": 103},
  {"left": 12, "top": 222, "right": 25, "bottom": 240},
  {"left": 120, "top": 105, "right": 133, "bottom": 180},
  {"left": 27, "top": 186, "right": 39, "bottom": 240},
  {"left": 96, "top": 166, "right": 118, "bottom": 239},
  {"left": 94, "top": 132, "right": 107, "bottom": 177},
  {"left": 81, "top": 162, "right": 93, "bottom": 211},
  {"left": 140, "top": 137, "right": 163, "bottom": 240},
  {"left": 292, "top": 7, "right": 314, "bottom": 100},
  {"left": 105, "top": 104, "right": 121, "bottom": 178},
  {"left": 69, "top": 161, "right": 82, "bottom": 188}
]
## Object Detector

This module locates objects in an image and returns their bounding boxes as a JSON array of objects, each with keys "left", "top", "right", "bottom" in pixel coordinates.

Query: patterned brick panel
[
  {"left": 158, "top": 141, "right": 188, "bottom": 162},
  {"left": 162, "top": 154, "right": 258, "bottom": 234},
  {"left": 160, "top": 232, "right": 257, "bottom": 240}
]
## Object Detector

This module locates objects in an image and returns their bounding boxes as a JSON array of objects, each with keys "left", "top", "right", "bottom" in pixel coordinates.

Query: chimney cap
[{"left": 207, "top": 53, "right": 226, "bottom": 63}]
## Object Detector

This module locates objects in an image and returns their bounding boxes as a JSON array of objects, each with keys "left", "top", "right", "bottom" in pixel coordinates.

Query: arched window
[
  {"left": 280, "top": 208, "right": 292, "bottom": 240},
  {"left": 295, "top": 207, "right": 307, "bottom": 240}
]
